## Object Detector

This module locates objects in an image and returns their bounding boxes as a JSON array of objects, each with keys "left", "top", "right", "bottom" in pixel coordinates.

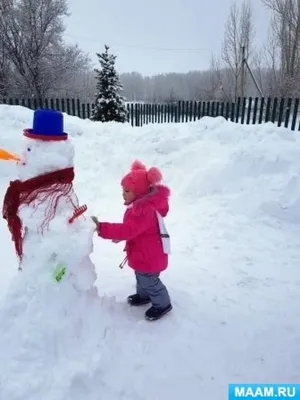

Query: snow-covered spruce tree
[{"left": 91, "top": 45, "right": 128, "bottom": 122}]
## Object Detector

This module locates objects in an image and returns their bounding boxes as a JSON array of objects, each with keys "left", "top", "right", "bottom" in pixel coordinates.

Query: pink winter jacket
[{"left": 97, "top": 185, "right": 170, "bottom": 274}]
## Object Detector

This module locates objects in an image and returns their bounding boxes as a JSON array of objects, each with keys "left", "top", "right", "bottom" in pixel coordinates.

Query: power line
[{"left": 64, "top": 33, "right": 212, "bottom": 52}]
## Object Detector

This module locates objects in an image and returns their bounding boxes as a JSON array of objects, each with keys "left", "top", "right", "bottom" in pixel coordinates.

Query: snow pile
[{"left": 0, "top": 105, "right": 299, "bottom": 400}]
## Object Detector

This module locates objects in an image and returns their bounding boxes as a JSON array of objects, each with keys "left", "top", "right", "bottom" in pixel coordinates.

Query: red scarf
[{"left": 2, "top": 167, "right": 76, "bottom": 260}]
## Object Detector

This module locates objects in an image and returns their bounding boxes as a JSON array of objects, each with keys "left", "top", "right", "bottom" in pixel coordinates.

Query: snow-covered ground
[{"left": 0, "top": 104, "right": 299, "bottom": 400}]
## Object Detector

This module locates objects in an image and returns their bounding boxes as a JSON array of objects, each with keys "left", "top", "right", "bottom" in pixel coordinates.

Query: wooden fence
[{"left": 1, "top": 97, "right": 300, "bottom": 131}]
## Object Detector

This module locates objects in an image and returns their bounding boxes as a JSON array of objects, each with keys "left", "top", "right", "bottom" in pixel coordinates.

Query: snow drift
[{"left": 0, "top": 105, "right": 300, "bottom": 400}]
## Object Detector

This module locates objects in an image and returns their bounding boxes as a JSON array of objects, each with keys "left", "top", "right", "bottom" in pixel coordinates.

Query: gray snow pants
[{"left": 135, "top": 272, "right": 171, "bottom": 309}]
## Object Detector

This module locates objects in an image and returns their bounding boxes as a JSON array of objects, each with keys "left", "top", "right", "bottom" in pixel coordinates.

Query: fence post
[
  {"left": 246, "top": 97, "right": 252, "bottom": 124},
  {"left": 291, "top": 98, "right": 299, "bottom": 131},
  {"left": 277, "top": 98, "right": 285, "bottom": 126},
  {"left": 258, "top": 97, "right": 265, "bottom": 124},
  {"left": 241, "top": 97, "right": 246, "bottom": 124},
  {"left": 235, "top": 97, "right": 241, "bottom": 122},
  {"left": 77, "top": 99, "right": 81, "bottom": 118},
  {"left": 284, "top": 98, "right": 292, "bottom": 128},
  {"left": 265, "top": 97, "right": 271, "bottom": 122},
  {"left": 252, "top": 97, "right": 258, "bottom": 124},
  {"left": 271, "top": 97, "right": 278, "bottom": 123}
]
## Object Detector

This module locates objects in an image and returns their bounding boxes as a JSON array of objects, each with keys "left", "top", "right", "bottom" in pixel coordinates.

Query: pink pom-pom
[
  {"left": 131, "top": 160, "right": 146, "bottom": 171},
  {"left": 147, "top": 167, "right": 162, "bottom": 185}
]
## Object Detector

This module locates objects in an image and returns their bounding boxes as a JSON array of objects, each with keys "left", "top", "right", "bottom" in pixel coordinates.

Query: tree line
[
  {"left": 1, "top": 0, "right": 300, "bottom": 102},
  {"left": 121, "top": 0, "right": 300, "bottom": 102}
]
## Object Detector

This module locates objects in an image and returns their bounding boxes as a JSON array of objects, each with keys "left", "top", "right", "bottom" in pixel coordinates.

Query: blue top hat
[{"left": 24, "top": 109, "right": 68, "bottom": 141}]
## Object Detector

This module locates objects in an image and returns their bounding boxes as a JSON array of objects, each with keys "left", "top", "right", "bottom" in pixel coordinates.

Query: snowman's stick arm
[{"left": 68, "top": 204, "right": 87, "bottom": 223}]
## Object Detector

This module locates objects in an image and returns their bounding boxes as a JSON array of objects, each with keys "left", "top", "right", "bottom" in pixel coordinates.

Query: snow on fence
[{"left": 1, "top": 97, "right": 300, "bottom": 131}]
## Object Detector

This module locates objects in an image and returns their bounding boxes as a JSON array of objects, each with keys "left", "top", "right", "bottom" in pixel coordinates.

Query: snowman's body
[
  {"left": 5, "top": 111, "right": 97, "bottom": 292},
  {"left": 0, "top": 109, "right": 101, "bottom": 400}
]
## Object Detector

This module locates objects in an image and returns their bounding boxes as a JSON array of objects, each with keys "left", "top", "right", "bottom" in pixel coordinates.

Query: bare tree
[
  {"left": 0, "top": 39, "right": 11, "bottom": 96},
  {"left": 0, "top": 0, "right": 89, "bottom": 98},
  {"left": 262, "top": 0, "right": 300, "bottom": 96},
  {"left": 205, "top": 54, "right": 225, "bottom": 100},
  {"left": 221, "top": 0, "right": 255, "bottom": 100},
  {"left": 258, "top": 24, "right": 281, "bottom": 96}
]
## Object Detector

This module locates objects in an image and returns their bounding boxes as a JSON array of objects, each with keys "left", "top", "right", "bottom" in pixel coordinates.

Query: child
[{"left": 92, "top": 160, "right": 172, "bottom": 321}]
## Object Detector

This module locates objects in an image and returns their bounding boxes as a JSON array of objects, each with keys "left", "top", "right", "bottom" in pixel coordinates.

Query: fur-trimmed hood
[{"left": 130, "top": 184, "right": 170, "bottom": 217}]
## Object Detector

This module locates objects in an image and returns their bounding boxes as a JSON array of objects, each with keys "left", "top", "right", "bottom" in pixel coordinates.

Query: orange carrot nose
[{"left": 0, "top": 148, "right": 21, "bottom": 162}]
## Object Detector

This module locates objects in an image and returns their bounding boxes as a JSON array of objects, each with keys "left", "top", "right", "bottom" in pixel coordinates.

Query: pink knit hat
[{"left": 121, "top": 160, "right": 162, "bottom": 196}]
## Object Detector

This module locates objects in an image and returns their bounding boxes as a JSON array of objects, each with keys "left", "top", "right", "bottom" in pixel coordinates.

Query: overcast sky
[{"left": 64, "top": 0, "right": 271, "bottom": 76}]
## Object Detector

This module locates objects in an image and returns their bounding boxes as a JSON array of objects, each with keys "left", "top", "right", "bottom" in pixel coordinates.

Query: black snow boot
[
  {"left": 127, "top": 294, "right": 151, "bottom": 306},
  {"left": 145, "top": 304, "right": 173, "bottom": 321}
]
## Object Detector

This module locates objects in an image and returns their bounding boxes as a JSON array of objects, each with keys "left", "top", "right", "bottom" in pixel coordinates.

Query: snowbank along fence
[{"left": 1, "top": 97, "right": 300, "bottom": 131}]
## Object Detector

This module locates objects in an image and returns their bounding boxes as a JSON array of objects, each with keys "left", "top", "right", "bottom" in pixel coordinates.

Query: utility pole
[
  {"left": 239, "top": 45, "right": 264, "bottom": 100},
  {"left": 244, "top": 59, "right": 264, "bottom": 98},
  {"left": 241, "top": 45, "right": 246, "bottom": 99}
]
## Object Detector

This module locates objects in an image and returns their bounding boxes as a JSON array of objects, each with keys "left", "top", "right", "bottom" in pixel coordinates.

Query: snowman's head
[
  {"left": 17, "top": 136, "right": 74, "bottom": 180},
  {"left": 17, "top": 109, "right": 75, "bottom": 181}
]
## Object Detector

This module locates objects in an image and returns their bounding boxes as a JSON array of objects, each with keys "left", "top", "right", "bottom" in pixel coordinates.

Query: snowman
[
  {"left": 1, "top": 108, "right": 97, "bottom": 292},
  {"left": 0, "top": 109, "right": 106, "bottom": 400}
]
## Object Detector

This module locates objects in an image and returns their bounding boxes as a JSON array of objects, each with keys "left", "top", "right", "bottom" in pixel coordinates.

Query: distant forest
[{"left": 1, "top": 0, "right": 300, "bottom": 103}]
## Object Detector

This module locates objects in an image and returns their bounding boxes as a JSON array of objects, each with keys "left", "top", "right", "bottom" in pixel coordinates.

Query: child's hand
[{"left": 91, "top": 216, "right": 99, "bottom": 226}]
